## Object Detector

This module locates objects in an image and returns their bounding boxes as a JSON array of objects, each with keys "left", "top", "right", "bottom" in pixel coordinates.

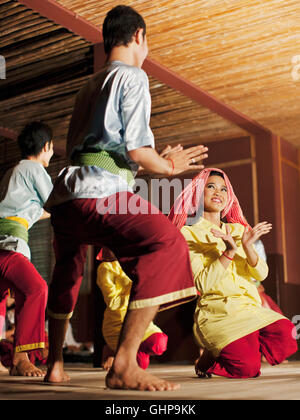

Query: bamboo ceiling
[
  {"left": 0, "top": 0, "right": 94, "bottom": 154},
  {"left": 1, "top": 0, "right": 299, "bottom": 164},
  {"left": 55, "top": 0, "right": 300, "bottom": 147},
  {"left": 0, "top": 0, "right": 246, "bottom": 159}
]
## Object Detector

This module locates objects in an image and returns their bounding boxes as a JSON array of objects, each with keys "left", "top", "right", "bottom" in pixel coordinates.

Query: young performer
[
  {"left": 168, "top": 168, "right": 297, "bottom": 378},
  {"left": 97, "top": 248, "right": 168, "bottom": 371},
  {"left": 0, "top": 121, "right": 53, "bottom": 376},
  {"left": 44, "top": 5, "right": 208, "bottom": 391}
]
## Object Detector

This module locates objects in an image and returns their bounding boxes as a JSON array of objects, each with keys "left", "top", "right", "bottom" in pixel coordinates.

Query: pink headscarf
[{"left": 168, "top": 168, "right": 250, "bottom": 230}]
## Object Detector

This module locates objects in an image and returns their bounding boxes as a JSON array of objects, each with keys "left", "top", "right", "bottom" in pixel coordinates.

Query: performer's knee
[
  {"left": 140, "top": 333, "right": 168, "bottom": 356},
  {"left": 227, "top": 358, "right": 261, "bottom": 378},
  {"left": 25, "top": 275, "right": 48, "bottom": 307},
  {"left": 280, "top": 319, "right": 298, "bottom": 350},
  {"left": 267, "top": 319, "right": 298, "bottom": 364}
]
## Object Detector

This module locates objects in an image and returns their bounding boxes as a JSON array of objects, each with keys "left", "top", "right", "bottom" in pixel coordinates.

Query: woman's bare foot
[
  {"left": 44, "top": 360, "right": 70, "bottom": 383},
  {"left": 10, "top": 359, "right": 45, "bottom": 377},
  {"left": 11, "top": 351, "right": 45, "bottom": 377},
  {"left": 101, "top": 345, "right": 115, "bottom": 371},
  {"left": 103, "top": 356, "right": 114, "bottom": 371},
  {"left": 195, "top": 349, "right": 215, "bottom": 379},
  {"left": 106, "top": 355, "right": 180, "bottom": 391}
]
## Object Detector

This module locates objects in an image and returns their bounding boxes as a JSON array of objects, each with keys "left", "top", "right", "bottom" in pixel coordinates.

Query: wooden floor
[{"left": 0, "top": 362, "right": 300, "bottom": 400}]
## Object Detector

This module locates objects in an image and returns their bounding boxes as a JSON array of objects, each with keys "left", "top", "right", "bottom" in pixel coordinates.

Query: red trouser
[
  {"left": 137, "top": 332, "right": 168, "bottom": 369},
  {"left": 207, "top": 319, "right": 298, "bottom": 378},
  {"left": 0, "top": 250, "right": 48, "bottom": 352},
  {"left": 0, "top": 290, "right": 8, "bottom": 337},
  {"left": 48, "top": 193, "right": 195, "bottom": 318}
]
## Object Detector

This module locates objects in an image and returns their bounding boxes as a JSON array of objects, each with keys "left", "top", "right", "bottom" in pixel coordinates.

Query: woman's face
[{"left": 204, "top": 175, "right": 228, "bottom": 213}]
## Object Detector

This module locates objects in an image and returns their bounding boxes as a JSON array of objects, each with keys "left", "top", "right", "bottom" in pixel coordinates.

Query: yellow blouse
[
  {"left": 97, "top": 260, "right": 162, "bottom": 352},
  {"left": 181, "top": 218, "right": 286, "bottom": 357}
]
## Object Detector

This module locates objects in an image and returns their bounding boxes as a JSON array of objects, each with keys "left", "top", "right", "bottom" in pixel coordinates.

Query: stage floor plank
[{"left": 1, "top": 362, "right": 300, "bottom": 400}]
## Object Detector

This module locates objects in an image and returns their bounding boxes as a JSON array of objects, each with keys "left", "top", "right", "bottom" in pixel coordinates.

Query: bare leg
[
  {"left": 45, "top": 307, "right": 180, "bottom": 390},
  {"left": 44, "top": 318, "right": 70, "bottom": 383},
  {"left": 10, "top": 351, "right": 45, "bottom": 377},
  {"left": 106, "top": 306, "right": 180, "bottom": 391}
]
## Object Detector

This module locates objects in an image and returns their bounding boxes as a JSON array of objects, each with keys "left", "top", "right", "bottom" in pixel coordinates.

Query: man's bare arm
[{"left": 128, "top": 144, "right": 208, "bottom": 176}]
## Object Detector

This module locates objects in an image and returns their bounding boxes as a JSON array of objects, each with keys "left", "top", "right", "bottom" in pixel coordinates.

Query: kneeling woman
[{"left": 169, "top": 168, "right": 297, "bottom": 379}]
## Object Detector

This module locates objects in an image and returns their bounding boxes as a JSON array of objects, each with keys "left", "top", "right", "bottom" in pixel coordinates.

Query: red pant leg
[
  {"left": 47, "top": 234, "right": 88, "bottom": 318},
  {"left": 136, "top": 352, "right": 150, "bottom": 370},
  {"left": 0, "top": 340, "right": 13, "bottom": 367},
  {"left": 0, "top": 291, "right": 8, "bottom": 337},
  {"left": 259, "top": 319, "right": 298, "bottom": 365},
  {"left": 136, "top": 333, "right": 168, "bottom": 370},
  {"left": 207, "top": 331, "right": 262, "bottom": 378},
  {"left": 139, "top": 333, "right": 168, "bottom": 356},
  {"left": 0, "top": 290, "right": 8, "bottom": 317},
  {"left": 96, "top": 193, "right": 195, "bottom": 309},
  {"left": 0, "top": 250, "right": 47, "bottom": 352},
  {"left": 48, "top": 194, "right": 195, "bottom": 317}
]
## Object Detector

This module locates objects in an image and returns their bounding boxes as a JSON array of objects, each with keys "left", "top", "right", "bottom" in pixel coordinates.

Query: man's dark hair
[
  {"left": 17, "top": 121, "right": 53, "bottom": 159},
  {"left": 102, "top": 5, "right": 146, "bottom": 55}
]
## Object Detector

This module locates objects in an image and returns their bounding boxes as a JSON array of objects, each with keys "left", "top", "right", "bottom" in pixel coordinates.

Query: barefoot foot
[
  {"left": 106, "top": 362, "right": 180, "bottom": 392},
  {"left": 44, "top": 361, "right": 70, "bottom": 383},
  {"left": 101, "top": 345, "right": 115, "bottom": 371},
  {"left": 102, "top": 356, "right": 114, "bottom": 371},
  {"left": 10, "top": 360, "right": 45, "bottom": 377}
]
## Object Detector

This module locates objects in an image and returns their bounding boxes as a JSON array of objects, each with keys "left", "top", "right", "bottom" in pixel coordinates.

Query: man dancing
[{"left": 44, "top": 5, "right": 208, "bottom": 391}]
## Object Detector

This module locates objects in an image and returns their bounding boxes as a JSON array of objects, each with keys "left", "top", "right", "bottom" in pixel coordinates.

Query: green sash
[
  {"left": 72, "top": 150, "right": 135, "bottom": 187},
  {"left": 0, "top": 218, "right": 28, "bottom": 243}
]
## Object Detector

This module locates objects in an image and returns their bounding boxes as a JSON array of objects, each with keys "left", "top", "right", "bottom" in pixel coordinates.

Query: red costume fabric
[
  {"left": 0, "top": 250, "right": 47, "bottom": 353},
  {"left": 137, "top": 332, "right": 168, "bottom": 370},
  {"left": 0, "top": 290, "right": 8, "bottom": 337},
  {"left": 207, "top": 319, "right": 297, "bottom": 378},
  {"left": 47, "top": 192, "right": 196, "bottom": 319},
  {"left": 0, "top": 332, "right": 48, "bottom": 368}
]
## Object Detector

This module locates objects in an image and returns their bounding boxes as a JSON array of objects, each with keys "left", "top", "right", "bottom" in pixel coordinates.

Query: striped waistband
[
  {"left": 72, "top": 150, "right": 135, "bottom": 187},
  {"left": 0, "top": 217, "right": 29, "bottom": 243}
]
